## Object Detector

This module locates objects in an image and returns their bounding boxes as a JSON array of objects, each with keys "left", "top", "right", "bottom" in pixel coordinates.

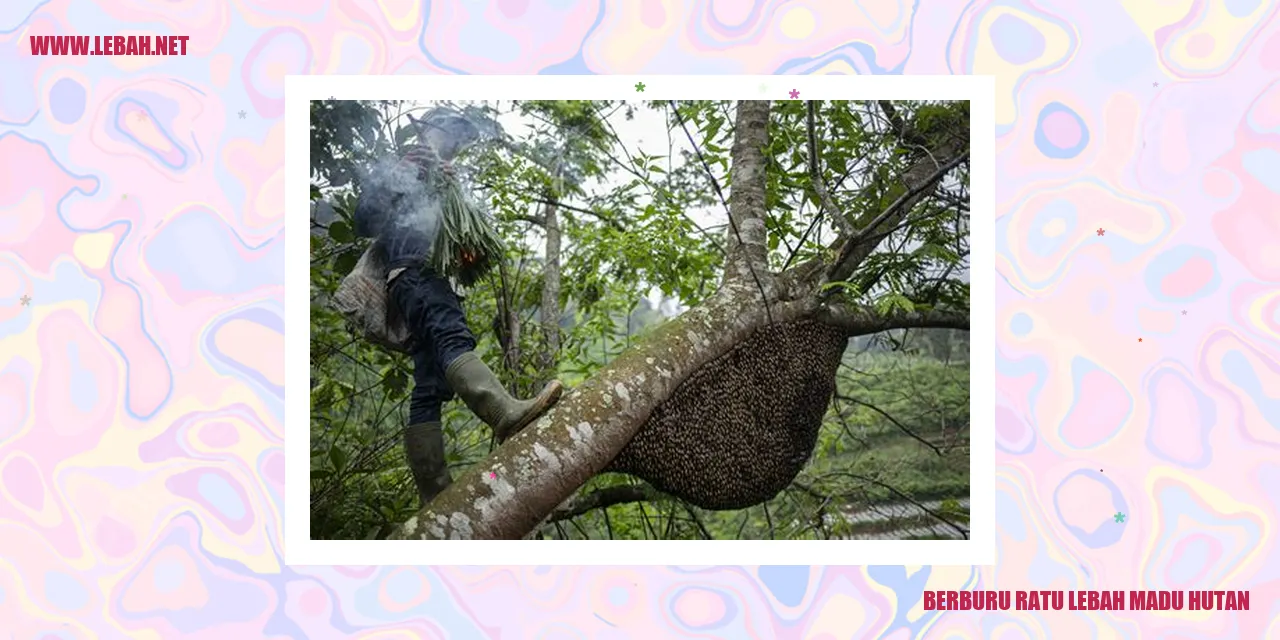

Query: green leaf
[
  {"left": 874, "top": 293, "right": 916, "bottom": 314},
  {"left": 383, "top": 367, "right": 408, "bottom": 397},
  {"left": 311, "top": 468, "right": 332, "bottom": 481},
  {"left": 329, "top": 446, "right": 349, "bottom": 474},
  {"left": 334, "top": 249, "right": 359, "bottom": 276},
  {"left": 329, "top": 221, "right": 353, "bottom": 244},
  {"left": 705, "top": 115, "right": 723, "bottom": 144}
]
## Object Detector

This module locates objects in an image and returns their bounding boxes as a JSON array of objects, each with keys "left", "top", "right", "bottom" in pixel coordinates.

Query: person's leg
[
  {"left": 389, "top": 266, "right": 476, "bottom": 366},
  {"left": 389, "top": 267, "right": 564, "bottom": 443},
  {"left": 403, "top": 350, "right": 452, "bottom": 506},
  {"left": 442, "top": 352, "right": 563, "bottom": 442}
]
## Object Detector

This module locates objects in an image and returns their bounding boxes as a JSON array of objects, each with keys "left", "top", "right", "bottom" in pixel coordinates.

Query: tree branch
[
  {"left": 390, "top": 294, "right": 817, "bottom": 540},
  {"left": 378, "top": 101, "right": 971, "bottom": 542},
  {"left": 475, "top": 180, "right": 624, "bottom": 230},
  {"left": 806, "top": 101, "right": 853, "bottom": 236},
  {"left": 548, "top": 484, "right": 662, "bottom": 523},
  {"left": 824, "top": 152, "right": 968, "bottom": 287},
  {"left": 876, "top": 100, "right": 930, "bottom": 148},
  {"left": 777, "top": 257, "right": 827, "bottom": 301},
  {"left": 835, "top": 393, "right": 943, "bottom": 456},
  {"left": 814, "top": 302, "right": 968, "bottom": 337}
]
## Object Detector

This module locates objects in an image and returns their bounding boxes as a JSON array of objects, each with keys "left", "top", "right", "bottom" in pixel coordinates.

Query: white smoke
[{"left": 368, "top": 155, "right": 442, "bottom": 242}]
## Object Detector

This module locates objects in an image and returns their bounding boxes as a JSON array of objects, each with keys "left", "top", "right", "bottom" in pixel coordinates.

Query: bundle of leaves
[{"left": 429, "top": 178, "right": 505, "bottom": 287}]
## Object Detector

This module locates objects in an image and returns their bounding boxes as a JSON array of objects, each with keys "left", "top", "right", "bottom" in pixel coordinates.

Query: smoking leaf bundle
[{"left": 430, "top": 178, "right": 505, "bottom": 287}]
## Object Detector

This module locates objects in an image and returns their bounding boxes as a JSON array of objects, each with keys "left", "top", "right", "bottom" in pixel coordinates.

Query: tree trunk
[
  {"left": 391, "top": 290, "right": 963, "bottom": 540},
  {"left": 493, "top": 295, "right": 521, "bottom": 374},
  {"left": 539, "top": 200, "right": 561, "bottom": 382},
  {"left": 721, "top": 100, "right": 773, "bottom": 291},
  {"left": 390, "top": 289, "right": 792, "bottom": 540}
]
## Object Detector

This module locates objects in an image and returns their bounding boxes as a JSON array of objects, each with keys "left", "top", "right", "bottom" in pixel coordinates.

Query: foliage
[
  {"left": 309, "top": 99, "right": 970, "bottom": 540},
  {"left": 430, "top": 177, "right": 505, "bottom": 287}
]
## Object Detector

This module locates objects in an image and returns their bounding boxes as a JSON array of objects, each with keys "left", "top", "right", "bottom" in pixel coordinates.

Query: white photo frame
[{"left": 285, "top": 74, "right": 996, "bottom": 566}]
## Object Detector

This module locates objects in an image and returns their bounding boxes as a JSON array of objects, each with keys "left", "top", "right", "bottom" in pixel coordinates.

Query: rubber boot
[
  {"left": 444, "top": 351, "right": 564, "bottom": 443},
  {"left": 403, "top": 422, "right": 452, "bottom": 507}
]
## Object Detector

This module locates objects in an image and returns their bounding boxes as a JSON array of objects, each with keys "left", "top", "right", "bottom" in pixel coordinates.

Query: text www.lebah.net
[{"left": 29, "top": 35, "right": 189, "bottom": 56}]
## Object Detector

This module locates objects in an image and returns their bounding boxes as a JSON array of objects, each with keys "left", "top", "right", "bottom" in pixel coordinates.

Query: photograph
[{"left": 305, "top": 93, "right": 974, "bottom": 544}]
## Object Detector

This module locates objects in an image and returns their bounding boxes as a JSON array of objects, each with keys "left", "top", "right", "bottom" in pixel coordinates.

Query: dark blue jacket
[{"left": 353, "top": 152, "right": 442, "bottom": 271}]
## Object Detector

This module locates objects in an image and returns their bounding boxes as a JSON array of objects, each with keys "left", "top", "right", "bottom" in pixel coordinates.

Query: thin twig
[
  {"left": 836, "top": 393, "right": 943, "bottom": 456},
  {"left": 807, "top": 101, "right": 853, "bottom": 235}
]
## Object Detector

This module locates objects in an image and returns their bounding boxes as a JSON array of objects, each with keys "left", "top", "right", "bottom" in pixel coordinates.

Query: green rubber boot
[
  {"left": 403, "top": 422, "right": 452, "bottom": 507},
  {"left": 445, "top": 351, "right": 564, "bottom": 443}
]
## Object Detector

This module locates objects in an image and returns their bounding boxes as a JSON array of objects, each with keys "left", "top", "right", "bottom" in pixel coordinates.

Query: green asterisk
[
  {"left": 635, "top": 82, "right": 645, "bottom": 92},
  {"left": 1114, "top": 512, "right": 1126, "bottom": 523}
]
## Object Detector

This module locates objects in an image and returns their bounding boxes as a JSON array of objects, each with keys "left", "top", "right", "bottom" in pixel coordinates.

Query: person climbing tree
[
  {"left": 352, "top": 107, "right": 564, "bottom": 507},
  {"left": 311, "top": 99, "right": 972, "bottom": 541}
]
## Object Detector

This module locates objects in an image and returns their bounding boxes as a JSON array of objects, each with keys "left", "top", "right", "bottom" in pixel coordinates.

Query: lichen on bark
[{"left": 390, "top": 292, "right": 812, "bottom": 540}]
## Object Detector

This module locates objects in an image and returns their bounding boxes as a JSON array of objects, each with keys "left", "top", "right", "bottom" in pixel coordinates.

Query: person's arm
[
  {"left": 352, "top": 196, "right": 379, "bottom": 239},
  {"left": 352, "top": 172, "right": 403, "bottom": 239}
]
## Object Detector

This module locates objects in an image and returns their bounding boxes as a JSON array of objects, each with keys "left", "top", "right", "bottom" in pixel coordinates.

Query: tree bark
[
  {"left": 492, "top": 265, "right": 521, "bottom": 374},
  {"left": 721, "top": 100, "right": 773, "bottom": 293},
  {"left": 539, "top": 200, "right": 562, "bottom": 381}
]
